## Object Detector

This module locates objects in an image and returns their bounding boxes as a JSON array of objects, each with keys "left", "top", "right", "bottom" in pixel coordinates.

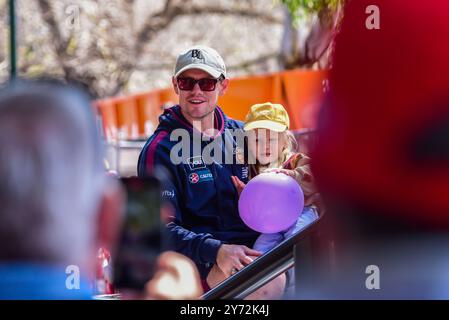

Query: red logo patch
[{"left": 189, "top": 173, "right": 200, "bottom": 184}]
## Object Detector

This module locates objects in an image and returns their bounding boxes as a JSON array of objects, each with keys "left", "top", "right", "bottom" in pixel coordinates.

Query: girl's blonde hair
[
  {"left": 283, "top": 130, "right": 298, "bottom": 154},
  {"left": 277, "top": 130, "right": 298, "bottom": 164}
]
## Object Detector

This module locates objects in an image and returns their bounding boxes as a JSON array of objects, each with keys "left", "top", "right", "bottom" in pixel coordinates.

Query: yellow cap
[{"left": 243, "top": 102, "right": 290, "bottom": 132}]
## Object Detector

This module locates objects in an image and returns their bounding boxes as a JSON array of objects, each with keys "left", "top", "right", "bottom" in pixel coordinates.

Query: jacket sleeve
[
  {"left": 289, "top": 153, "right": 320, "bottom": 206},
  {"left": 137, "top": 134, "right": 222, "bottom": 265}
]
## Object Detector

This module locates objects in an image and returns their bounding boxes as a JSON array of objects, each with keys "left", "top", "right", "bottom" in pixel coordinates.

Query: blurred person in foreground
[
  {"left": 300, "top": 0, "right": 449, "bottom": 299},
  {"left": 0, "top": 81, "right": 202, "bottom": 299}
]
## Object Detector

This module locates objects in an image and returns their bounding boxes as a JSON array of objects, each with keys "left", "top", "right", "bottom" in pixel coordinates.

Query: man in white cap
[
  {"left": 138, "top": 46, "right": 286, "bottom": 298},
  {"left": 171, "top": 45, "right": 229, "bottom": 133}
]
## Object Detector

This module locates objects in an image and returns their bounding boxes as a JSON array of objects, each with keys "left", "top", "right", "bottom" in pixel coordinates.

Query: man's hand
[
  {"left": 231, "top": 176, "right": 246, "bottom": 196},
  {"left": 145, "top": 251, "right": 203, "bottom": 300},
  {"left": 216, "top": 244, "right": 262, "bottom": 277}
]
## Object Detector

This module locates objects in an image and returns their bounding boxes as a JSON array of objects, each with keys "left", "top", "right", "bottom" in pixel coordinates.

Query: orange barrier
[
  {"left": 95, "top": 70, "right": 328, "bottom": 141},
  {"left": 281, "top": 69, "right": 328, "bottom": 129},
  {"left": 218, "top": 73, "right": 286, "bottom": 121},
  {"left": 159, "top": 87, "right": 178, "bottom": 106},
  {"left": 135, "top": 92, "right": 163, "bottom": 137},
  {"left": 95, "top": 99, "right": 118, "bottom": 141},
  {"left": 115, "top": 97, "right": 139, "bottom": 140}
]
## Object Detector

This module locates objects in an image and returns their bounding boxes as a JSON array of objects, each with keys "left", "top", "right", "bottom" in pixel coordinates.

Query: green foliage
[{"left": 276, "top": 0, "right": 344, "bottom": 25}]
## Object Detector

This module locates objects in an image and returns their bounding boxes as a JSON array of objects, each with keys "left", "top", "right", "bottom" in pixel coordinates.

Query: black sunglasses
[{"left": 176, "top": 76, "right": 223, "bottom": 91}]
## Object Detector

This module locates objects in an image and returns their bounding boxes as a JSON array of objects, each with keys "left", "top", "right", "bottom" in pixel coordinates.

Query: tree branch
[
  {"left": 105, "top": 1, "right": 282, "bottom": 96},
  {"left": 36, "top": 0, "right": 66, "bottom": 57},
  {"left": 135, "top": 0, "right": 183, "bottom": 57},
  {"left": 136, "top": 52, "right": 278, "bottom": 73},
  {"left": 135, "top": 2, "right": 281, "bottom": 61},
  {"left": 34, "top": 0, "right": 283, "bottom": 97},
  {"left": 227, "top": 53, "right": 278, "bottom": 71},
  {"left": 36, "top": 0, "right": 85, "bottom": 82},
  {"left": 177, "top": 5, "right": 283, "bottom": 25}
]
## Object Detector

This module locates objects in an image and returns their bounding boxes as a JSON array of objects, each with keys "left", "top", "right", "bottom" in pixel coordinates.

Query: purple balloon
[{"left": 239, "top": 172, "right": 304, "bottom": 233}]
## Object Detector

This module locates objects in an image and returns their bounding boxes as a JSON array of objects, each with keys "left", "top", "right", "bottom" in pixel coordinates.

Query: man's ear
[
  {"left": 172, "top": 77, "right": 179, "bottom": 95},
  {"left": 218, "top": 78, "right": 230, "bottom": 96},
  {"left": 95, "top": 177, "right": 125, "bottom": 254}
]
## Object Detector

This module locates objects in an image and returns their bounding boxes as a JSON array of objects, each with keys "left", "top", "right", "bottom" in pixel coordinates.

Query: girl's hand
[
  {"left": 231, "top": 176, "right": 246, "bottom": 196},
  {"left": 263, "top": 168, "right": 295, "bottom": 178}
]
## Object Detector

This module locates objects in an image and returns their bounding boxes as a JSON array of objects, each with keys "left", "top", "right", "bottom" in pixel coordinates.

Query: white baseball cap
[{"left": 174, "top": 45, "right": 226, "bottom": 79}]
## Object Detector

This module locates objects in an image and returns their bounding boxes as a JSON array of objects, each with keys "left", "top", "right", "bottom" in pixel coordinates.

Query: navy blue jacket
[{"left": 138, "top": 105, "right": 259, "bottom": 278}]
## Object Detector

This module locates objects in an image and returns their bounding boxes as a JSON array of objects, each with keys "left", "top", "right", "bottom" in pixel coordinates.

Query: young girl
[{"left": 232, "top": 102, "right": 321, "bottom": 253}]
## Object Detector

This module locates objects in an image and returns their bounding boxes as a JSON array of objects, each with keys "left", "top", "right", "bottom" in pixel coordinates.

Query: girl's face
[{"left": 248, "top": 129, "right": 286, "bottom": 165}]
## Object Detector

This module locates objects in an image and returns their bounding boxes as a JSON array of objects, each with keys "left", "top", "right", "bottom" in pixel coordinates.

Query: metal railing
[{"left": 202, "top": 210, "right": 324, "bottom": 300}]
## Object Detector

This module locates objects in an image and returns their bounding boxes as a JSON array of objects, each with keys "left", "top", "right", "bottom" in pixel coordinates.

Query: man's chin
[{"left": 187, "top": 108, "right": 214, "bottom": 120}]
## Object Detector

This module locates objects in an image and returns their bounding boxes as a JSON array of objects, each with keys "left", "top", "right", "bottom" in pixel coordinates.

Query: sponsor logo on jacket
[
  {"left": 189, "top": 169, "right": 214, "bottom": 184},
  {"left": 187, "top": 156, "right": 206, "bottom": 171}
]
